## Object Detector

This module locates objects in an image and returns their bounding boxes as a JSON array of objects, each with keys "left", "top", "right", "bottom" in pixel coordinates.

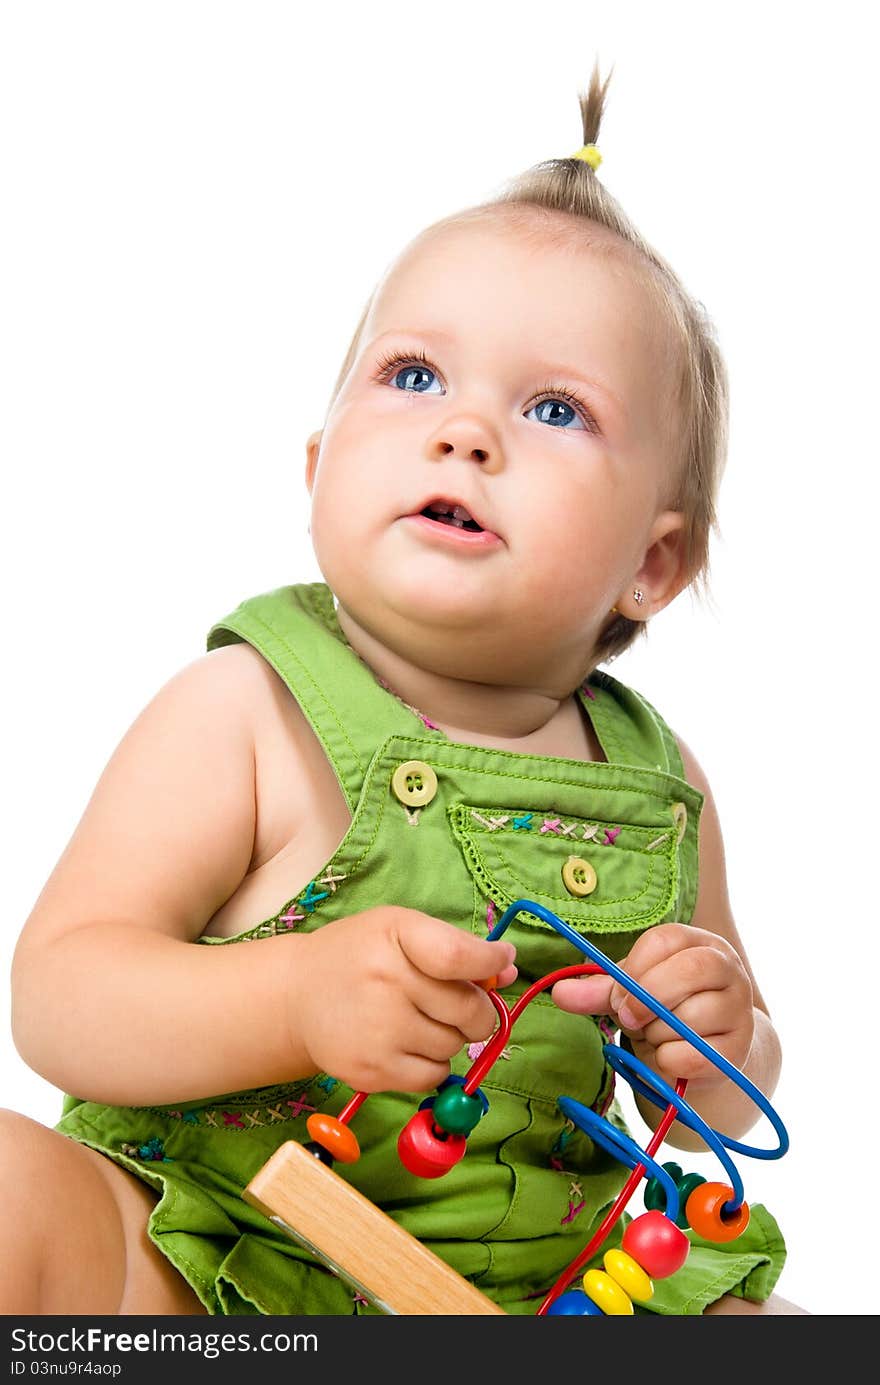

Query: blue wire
[
  {"left": 602, "top": 1046, "right": 745, "bottom": 1206},
  {"left": 487, "top": 898, "right": 789, "bottom": 1209},
  {"left": 556, "top": 1095, "right": 681, "bottom": 1223}
]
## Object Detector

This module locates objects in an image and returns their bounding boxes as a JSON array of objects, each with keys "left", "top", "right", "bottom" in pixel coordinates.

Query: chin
[{"left": 383, "top": 577, "right": 501, "bottom": 634}]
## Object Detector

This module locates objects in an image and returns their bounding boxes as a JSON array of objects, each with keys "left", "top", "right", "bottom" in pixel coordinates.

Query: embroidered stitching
[
  {"left": 454, "top": 807, "right": 677, "bottom": 926},
  {"left": 472, "top": 809, "right": 612, "bottom": 843},
  {"left": 561, "top": 1178, "right": 586, "bottom": 1224},
  {"left": 121, "top": 1137, "right": 172, "bottom": 1162},
  {"left": 146, "top": 1082, "right": 329, "bottom": 1131},
  {"left": 201, "top": 733, "right": 699, "bottom": 947},
  {"left": 467, "top": 1039, "right": 524, "bottom": 1062},
  {"left": 317, "top": 868, "right": 347, "bottom": 893}
]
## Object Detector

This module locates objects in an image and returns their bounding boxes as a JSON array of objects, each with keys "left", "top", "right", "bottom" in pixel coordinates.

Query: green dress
[{"left": 56, "top": 583, "right": 786, "bottom": 1315}]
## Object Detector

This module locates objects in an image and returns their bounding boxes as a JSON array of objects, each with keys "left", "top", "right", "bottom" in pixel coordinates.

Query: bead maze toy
[{"left": 243, "top": 899, "right": 789, "bottom": 1315}]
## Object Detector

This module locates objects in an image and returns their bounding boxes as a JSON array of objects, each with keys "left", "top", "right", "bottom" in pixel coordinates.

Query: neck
[{"left": 335, "top": 604, "right": 603, "bottom": 759}]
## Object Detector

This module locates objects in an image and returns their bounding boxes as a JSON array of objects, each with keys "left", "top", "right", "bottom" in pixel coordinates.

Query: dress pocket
[{"left": 449, "top": 801, "right": 682, "bottom": 937}]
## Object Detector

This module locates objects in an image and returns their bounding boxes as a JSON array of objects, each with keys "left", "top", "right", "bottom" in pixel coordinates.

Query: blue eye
[
  {"left": 391, "top": 363, "right": 442, "bottom": 394},
  {"left": 526, "top": 398, "right": 586, "bottom": 430}
]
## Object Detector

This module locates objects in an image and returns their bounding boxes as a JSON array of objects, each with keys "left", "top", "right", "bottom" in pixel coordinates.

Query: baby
[{"left": 3, "top": 69, "right": 803, "bottom": 1316}]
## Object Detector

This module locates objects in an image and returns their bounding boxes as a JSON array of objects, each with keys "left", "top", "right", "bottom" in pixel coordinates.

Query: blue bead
[{"left": 546, "top": 1289, "right": 604, "bottom": 1315}]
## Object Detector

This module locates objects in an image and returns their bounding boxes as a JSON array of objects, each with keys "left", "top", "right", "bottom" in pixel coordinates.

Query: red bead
[
  {"left": 621, "top": 1211, "right": 690, "bottom": 1279},
  {"left": 397, "top": 1108, "right": 467, "bottom": 1178},
  {"left": 685, "top": 1183, "right": 750, "bottom": 1242}
]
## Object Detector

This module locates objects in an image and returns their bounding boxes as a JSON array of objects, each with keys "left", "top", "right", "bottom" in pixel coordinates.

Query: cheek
[
  {"left": 528, "top": 504, "right": 633, "bottom": 612},
  {"left": 307, "top": 472, "right": 355, "bottom": 567}
]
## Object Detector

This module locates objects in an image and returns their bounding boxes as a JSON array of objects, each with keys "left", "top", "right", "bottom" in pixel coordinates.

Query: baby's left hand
[{"left": 551, "top": 922, "right": 755, "bottom": 1087}]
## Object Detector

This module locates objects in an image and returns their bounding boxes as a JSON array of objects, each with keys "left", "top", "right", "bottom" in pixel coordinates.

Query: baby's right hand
[{"left": 292, "top": 907, "right": 517, "bottom": 1094}]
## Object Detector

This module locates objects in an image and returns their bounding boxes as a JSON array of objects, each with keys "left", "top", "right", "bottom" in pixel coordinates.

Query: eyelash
[{"left": 374, "top": 348, "right": 600, "bottom": 434}]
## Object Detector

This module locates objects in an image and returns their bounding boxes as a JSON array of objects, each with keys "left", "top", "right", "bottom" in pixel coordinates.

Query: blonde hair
[{"left": 323, "top": 65, "right": 729, "bottom": 664}]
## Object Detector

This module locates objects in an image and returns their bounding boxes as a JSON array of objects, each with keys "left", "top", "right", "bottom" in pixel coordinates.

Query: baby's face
[{"left": 306, "top": 211, "right": 686, "bottom": 687}]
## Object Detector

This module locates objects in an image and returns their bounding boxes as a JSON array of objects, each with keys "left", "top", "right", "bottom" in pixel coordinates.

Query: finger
[
  {"left": 642, "top": 1029, "right": 749, "bottom": 1084},
  {"left": 636, "top": 987, "right": 747, "bottom": 1052},
  {"left": 551, "top": 973, "right": 616, "bottom": 1016},
  {"left": 412, "top": 974, "right": 502, "bottom": 1043},
  {"left": 397, "top": 912, "right": 516, "bottom": 983},
  {"left": 611, "top": 947, "right": 735, "bottom": 1032},
  {"left": 404, "top": 1011, "right": 486, "bottom": 1065},
  {"left": 607, "top": 924, "right": 705, "bottom": 1019},
  {"left": 390, "top": 1054, "right": 454, "bottom": 1094},
  {"left": 485, "top": 960, "right": 519, "bottom": 991}
]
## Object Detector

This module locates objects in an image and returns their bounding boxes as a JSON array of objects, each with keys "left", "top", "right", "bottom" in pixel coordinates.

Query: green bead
[
  {"left": 643, "top": 1176, "right": 665, "bottom": 1213},
  {"left": 675, "top": 1172, "right": 706, "bottom": 1228},
  {"left": 431, "top": 1084, "right": 485, "bottom": 1136},
  {"left": 644, "top": 1162, "right": 682, "bottom": 1215}
]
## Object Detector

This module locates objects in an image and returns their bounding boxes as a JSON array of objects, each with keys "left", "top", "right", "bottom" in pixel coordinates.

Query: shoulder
[
  {"left": 671, "top": 732, "right": 724, "bottom": 849},
  {"left": 199, "top": 639, "right": 319, "bottom": 773},
  {"left": 141, "top": 641, "right": 282, "bottom": 757},
  {"left": 203, "top": 636, "right": 343, "bottom": 823},
  {"left": 201, "top": 637, "right": 288, "bottom": 705},
  {"left": 137, "top": 642, "right": 314, "bottom": 803},
  {"left": 674, "top": 734, "right": 714, "bottom": 798},
  {"left": 670, "top": 731, "right": 734, "bottom": 920},
  {"left": 203, "top": 634, "right": 312, "bottom": 717}
]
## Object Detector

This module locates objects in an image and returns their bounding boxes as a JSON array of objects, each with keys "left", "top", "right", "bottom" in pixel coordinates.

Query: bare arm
[
  {"left": 11, "top": 646, "right": 313, "bottom": 1104},
  {"left": 624, "top": 738, "right": 782, "bottom": 1148},
  {"left": 11, "top": 646, "right": 515, "bottom": 1106}
]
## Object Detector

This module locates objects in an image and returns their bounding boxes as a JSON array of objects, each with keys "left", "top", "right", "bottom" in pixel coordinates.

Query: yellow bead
[
  {"left": 604, "top": 1248, "right": 654, "bottom": 1303},
  {"left": 582, "top": 1268, "right": 634, "bottom": 1315}
]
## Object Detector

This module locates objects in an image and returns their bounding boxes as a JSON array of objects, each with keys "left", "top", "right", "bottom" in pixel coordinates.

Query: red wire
[
  {"left": 337, "top": 1090, "right": 369, "bottom": 1125},
  {"left": 340, "top": 959, "right": 688, "bottom": 1318},
  {"left": 463, "top": 963, "right": 602, "bottom": 1093},
  {"left": 535, "top": 1076, "right": 689, "bottom": 1315}
]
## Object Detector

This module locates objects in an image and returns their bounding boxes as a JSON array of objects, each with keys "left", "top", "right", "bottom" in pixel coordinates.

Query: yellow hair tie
[{"left": 572, "top": 144, "right": 602, "bottom": 171}]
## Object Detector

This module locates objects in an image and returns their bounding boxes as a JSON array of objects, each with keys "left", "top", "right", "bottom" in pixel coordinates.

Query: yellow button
[
  {"left": 390, "top": 760, "right": 438, "bottom": 807},
  {"left": 562, "top": 855, "right": 597, "bottom": 897},
  {"left": 672, "top": 802, "right": 687, "bottom": 843}
]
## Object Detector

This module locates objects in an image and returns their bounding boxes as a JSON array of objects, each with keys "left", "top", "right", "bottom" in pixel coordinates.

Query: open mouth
[{"left": 419, "top": 500, "right": 484, "bottom": 533}]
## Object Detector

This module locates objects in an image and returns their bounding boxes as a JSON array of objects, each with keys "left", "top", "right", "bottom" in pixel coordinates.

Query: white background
[{"left": 1, "top": 1, "right": 877, "bottom": 1317}]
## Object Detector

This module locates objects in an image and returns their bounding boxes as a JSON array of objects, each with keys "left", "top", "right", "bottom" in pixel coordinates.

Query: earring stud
[{"left": 633, "top": 588, "right": 645, "bottom": 606}]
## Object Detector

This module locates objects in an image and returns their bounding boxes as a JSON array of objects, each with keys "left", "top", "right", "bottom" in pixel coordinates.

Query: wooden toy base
[{"left": 244, "top": 1140, "right": 506, "bottom": 1315}]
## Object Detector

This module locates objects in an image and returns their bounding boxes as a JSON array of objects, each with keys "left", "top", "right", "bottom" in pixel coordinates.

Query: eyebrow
[{"left": 367, "top": 327, "right": 627, "bottom": 419}]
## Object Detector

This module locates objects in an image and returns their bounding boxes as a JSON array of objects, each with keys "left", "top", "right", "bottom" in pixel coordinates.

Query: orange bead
[
  {"left": 685, "top": 1182, "right": 750, "bottom": 1242},
  {"left": 305, "top": 1113, "right": 361, "bottom": 1164},
  {"left": 478, "top": 975, "right": 499, "bottom": 992}
]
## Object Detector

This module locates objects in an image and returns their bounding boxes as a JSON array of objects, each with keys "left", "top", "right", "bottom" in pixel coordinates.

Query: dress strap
[
  {"left": 580, "top": 669, "right": 685, "bottom": 776},
  {"left": 206, "top": 583, "right": 418, "bottom": 812}
]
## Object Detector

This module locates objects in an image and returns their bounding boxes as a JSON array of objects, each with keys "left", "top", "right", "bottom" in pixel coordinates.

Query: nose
[{"left": 425, "top": 412, "right": 501, "bottom": 470}]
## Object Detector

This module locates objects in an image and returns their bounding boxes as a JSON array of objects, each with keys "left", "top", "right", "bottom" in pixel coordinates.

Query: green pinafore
[{"left": 56, "top": 583, "right": 786, "bottom": 1315}]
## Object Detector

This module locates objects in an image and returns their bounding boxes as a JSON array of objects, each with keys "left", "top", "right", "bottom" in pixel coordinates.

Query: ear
[
  {"left": 616, "top": 511, "right": 690, "bottom": 621},
  {"left": 305, "top": 430, "right": 323, "bottom": 493}
]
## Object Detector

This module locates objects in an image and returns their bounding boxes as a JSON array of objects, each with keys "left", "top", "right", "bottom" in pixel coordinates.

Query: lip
[
  {"left": 404, "top": 513, "right": 504, "bottom": 550},
  {"left": 406, "top": 495, "right": 502, "bottom": 541}
]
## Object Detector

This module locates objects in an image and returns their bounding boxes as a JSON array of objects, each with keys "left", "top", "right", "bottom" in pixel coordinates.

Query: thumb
[
  {"left": 397, "top": 912, "right": 516, "bottom": 983},
  {"left": 551, "top": 971, "right": 616, "bottom": 1016}
]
